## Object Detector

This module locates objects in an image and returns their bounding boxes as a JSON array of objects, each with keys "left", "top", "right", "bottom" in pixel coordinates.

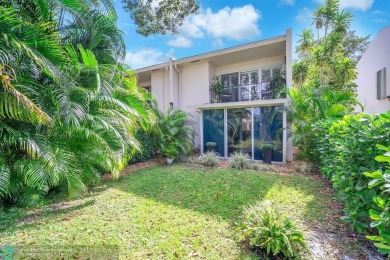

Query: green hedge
[
  {"left": 128, "top": 129, "right": 155, "bottom": 164},
  {"left": 312, "top": 111, "right": 390, "bottom": 233}
]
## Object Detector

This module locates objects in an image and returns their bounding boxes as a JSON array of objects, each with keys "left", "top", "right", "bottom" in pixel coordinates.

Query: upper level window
[
  {"left": 240, "top": 71, "right": 258, "bottom": 85},
  {"left": 221, "top": 73, "right": 239, "bottom": 87},
  {"left": 377, "top": 68, "right": 386, "bottom": 100},
  {"left": 221, "top": 66, "right": 282, "bottom": 86}
]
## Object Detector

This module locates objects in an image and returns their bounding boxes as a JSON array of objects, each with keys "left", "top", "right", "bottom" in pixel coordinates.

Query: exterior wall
[
  {"left": 150, "top": 69, "right": 173, "bottom": 112},
  {"left": 135, "top": 29, "right": 293, "bottom": 161},
  {"left": 172, "top": 69, "right": 179, "bottom": 109},
  {"left": 180, "top": 61, "right": 210, "bottom": 148},
  {"left": 138, "top": 81, "right": 151, "bottom": 87},
  {"left": 215, "top": 56, "right": 284, "bottom": 75},
  {"left": 356, "top": 25, "right": 390, "bottom": 114}
]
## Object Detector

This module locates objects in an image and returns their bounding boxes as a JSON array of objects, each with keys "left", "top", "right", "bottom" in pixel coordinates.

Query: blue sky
[{"left": 113, "top": 0, "right": 390, "bottom": 69}]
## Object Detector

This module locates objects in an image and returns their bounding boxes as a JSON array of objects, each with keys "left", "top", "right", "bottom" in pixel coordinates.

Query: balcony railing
[{"left": 210, "top": 82, "right": 286, "bottom": 103}]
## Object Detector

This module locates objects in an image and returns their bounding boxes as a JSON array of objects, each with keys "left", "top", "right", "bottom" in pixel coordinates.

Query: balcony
[{"left": 210, "top": 82, "right": 286, "bottom": 103}]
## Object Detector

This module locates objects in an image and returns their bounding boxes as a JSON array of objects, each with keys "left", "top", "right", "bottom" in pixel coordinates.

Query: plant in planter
[
  {"left": 161, "top": 142, "right": 179, "bottom": 164},
  {"left": 205, "top": 142, "right": 217, "bottom": 152},
  {"left": 211, "top": 75, "right": 223, "bottom": 102},
  {"left": 154, "top": 108, "right": 196, "bottom": 164},
  {"left": 262, "top": 143, "right": 273, "bottom": 164}
]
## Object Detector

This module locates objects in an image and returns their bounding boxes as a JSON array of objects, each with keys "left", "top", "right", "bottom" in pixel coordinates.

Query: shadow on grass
[
  {"left": 111, "top": 164, "right": 328, "bottom": 222},
  {"left": 0, "top": 199, "right": 96, "bottom": 234}
]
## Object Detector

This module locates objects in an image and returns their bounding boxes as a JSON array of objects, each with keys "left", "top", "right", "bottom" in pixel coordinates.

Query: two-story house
[
  {"left": 136, "top": 29, "right": 293, "bottom": 163},
  {"left": 355, "top": 25, "right": 390, "bottom": 114}
]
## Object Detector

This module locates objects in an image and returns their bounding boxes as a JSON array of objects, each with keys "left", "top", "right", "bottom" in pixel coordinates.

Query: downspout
[
  {"left": 169, "top": 58, "right": 174, "bottom": 108},
  {"left": 174, "top": 64, "right": 181, "bottom": 109}
]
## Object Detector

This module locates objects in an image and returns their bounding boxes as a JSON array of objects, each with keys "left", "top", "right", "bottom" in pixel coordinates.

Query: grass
[{"left": 0, "top": 164, "right": 333, "bottom": 259}]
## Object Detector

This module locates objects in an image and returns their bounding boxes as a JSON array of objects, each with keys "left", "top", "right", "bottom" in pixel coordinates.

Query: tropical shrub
[
  {"left": 0, "top": 0, "right": 154, "bottom": 206},
  {"left": 237, "top": 200, "right": 307, "bottom": 258},
  {"left": 199, "top": 152, "right": 219, "bottom": 167},
  {"left": 154, "top": 108, "right": 195, "bottom": 159},
  {"left": 364, "top": 145, "right": 390, "bottom": 257},
  {"left": 289, "top": 0, "right": 368, "bottom": 159},
  {"left": 229, "top": 151, "right": 252, "bottom": 170},
  {"left": 128, "top": 129, "right": 154, "bottom": 164},
  {"left": 312, "top": 112, "right": 390, "bottom": 232}
]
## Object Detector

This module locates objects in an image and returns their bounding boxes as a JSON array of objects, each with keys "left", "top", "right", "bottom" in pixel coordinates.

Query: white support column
[
  {"left": 285, "top": 28, "right": 293, "bottom": 162},
  {"left": 283, "top": 110, "right": 287, "bottom": 164},
  {"left": 251, "top": 107, "right": 254, "bottom": 160},
  {"left": 224, "top": 108, "right": 228, "bottom": 158},
  {"left": 200, "top": 109, "right": 203, "bottom": 154},
  {"left": 169, "top": 58, "right": 174, "bottom": 108}
]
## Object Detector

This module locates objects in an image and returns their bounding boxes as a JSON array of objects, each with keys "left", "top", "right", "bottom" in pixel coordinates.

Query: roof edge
[{"left": 135, "top": 31, "right": 288, "bottom": 73}]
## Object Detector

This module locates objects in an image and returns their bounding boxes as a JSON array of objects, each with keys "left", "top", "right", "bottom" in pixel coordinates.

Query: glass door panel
[
  {"left": 203, "top": 109, "right": 225, "bottom": 156},
  {"left": 227, "top": 108, "right": 252, "bottom": 157},
  {"left": 253, "top": 106, "right": 284, "bottom": 162}
]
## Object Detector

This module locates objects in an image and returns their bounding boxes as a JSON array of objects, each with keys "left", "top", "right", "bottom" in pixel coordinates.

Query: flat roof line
[{"left": 135, "top": 32, "right": 287, "bottom": 73}]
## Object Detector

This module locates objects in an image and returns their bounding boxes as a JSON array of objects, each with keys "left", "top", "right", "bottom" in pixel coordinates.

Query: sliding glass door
[
  {"left": 227, "top": 108, "right": 252, "bottom": 157},
  {"left": 253, "top": 106, "right": 283, "bottom": 162},
  {"left": 202, "top": 105, "right": 284, "bottom": 162},
  {"left": 203, "top": 109, "right": 225, "bottom": 156}
]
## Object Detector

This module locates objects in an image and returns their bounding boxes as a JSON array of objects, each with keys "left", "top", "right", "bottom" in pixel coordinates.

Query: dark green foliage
[
  {"left": 155, "top": 108, "right": 195, "bottom": 159},
  {"left": 0, "top": 0, "right": 154, "bottom": 206},
  {"left": 312, "top": 112, "right": 390, "bottom": 233},
  {"left": 289, "top": 0, "right": 366, "bottom": 159},
  {"left": 237, "top": 200, "right": 308, "bottom": 258},
  {"left": 365, "top": 145, "right": 390, "bottom": 257},
  {"left": 128, "top": 129, "right": 154, "bottom": 164},
  {"left": 121, "top": 0, "right": 199, "bottom": 36}
]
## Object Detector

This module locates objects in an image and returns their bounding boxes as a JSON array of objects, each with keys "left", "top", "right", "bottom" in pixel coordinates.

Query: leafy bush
[
  {"left": 199, "top": 152, "right": 219, "bottom": 167},
  {"left": 229, "top": 151, "right": 252, "bottom": 170},
  {"left": 155, "top": 108, "right": 195, "bottom": 159},
  {"left": 364, "top": 145, "right": 390, "bottom": 257},
  {"left": 128, "top": 129, "right": 154, "bottom": 164},
  {"left": 312, "top": 112, "right": 390, "bottom": 232},
  {"left": 237, "top": 200, "right": 307, "bottom": 258}
]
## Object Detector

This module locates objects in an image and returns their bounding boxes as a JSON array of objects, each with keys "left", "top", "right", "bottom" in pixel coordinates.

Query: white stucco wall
[
  {"left": 180, "top": 61, "right": 210, "bottom": 149},
  {"left": 215, "top": 56, "right": 285, "bottom": 75},
  {"left": 356, "top": 25, "right": 390, "bottom": 114},
  {"left": 150, "top": 69, "right": 173, "bottom": 112},
  {"left": 151, "top": 71, "right": 164, "bottom": 112}
]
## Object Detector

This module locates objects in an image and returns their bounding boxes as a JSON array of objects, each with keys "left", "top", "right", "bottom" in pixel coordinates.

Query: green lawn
[{"left": 0, "top": 164, "right": 333, "bottom": 259}]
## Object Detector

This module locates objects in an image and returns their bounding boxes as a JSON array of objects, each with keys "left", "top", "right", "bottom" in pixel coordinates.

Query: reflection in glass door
[
  {"left": 227, "top": 108, "right": 252, "bottom": 157},
  {"left": 203, "top": 109, "right": 225, "bottom": 156},
  {"left": 253, "top": 106, "right": 284, "bottom": 162},
  {"left": 202, "top": 106, "right": 284, "bottom": 162}
]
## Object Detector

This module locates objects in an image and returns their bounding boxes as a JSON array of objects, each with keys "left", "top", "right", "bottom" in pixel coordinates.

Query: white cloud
[
  {"left": 179, "top": 20, "right": 204, "bottom": 38},
  {"left": 212, "top": 39, "right": 224, "bottom": 49},
  {"left": 339, "top": 0, "right": 374, "bottom": 11},
  {"left": 372, "top": 10, "right": 387, "bottom": 15},
  {"left": 295, "top": 7, "right": 312, "bottom": 23},
  {"left": 280, "top": 0, "right": 295, "bottom": 5},
  {"left": 374, "top": 18, "right": 388, "bottom": 23},
  {"left": 314, "top": 0, "right": 374, "bottom": 11},
  {"left": 123, "top": 49, "right": 173, "bottom": 69},
  {"left": 179, "top": 5, "right": 261, "bottom": 41},
  {"left": 167, "top": 36, "right": 192, "bottom": 48}
]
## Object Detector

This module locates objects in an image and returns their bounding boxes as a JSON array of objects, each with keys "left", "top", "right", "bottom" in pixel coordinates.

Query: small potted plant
[
  {"left": 211, "top": 75, "right": 223, "bottom": 102},
  {"left": 206, "top": 142, "right": 217, "bottom": 152},
  {"left": 161, "top": 143, "right": 179, "bottom": 164},
  {"left": 262, "top": 143, "right": 273, "bottom": 164}
]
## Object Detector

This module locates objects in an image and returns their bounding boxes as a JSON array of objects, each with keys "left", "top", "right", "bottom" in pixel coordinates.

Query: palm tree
[{"left": 0, "top": 0, "right": 154, "bottom": 205}]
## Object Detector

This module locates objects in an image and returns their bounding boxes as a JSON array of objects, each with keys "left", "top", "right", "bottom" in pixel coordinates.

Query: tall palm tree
[{"left": 0, "top": 0, "right": 154, "bottom": 205}]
